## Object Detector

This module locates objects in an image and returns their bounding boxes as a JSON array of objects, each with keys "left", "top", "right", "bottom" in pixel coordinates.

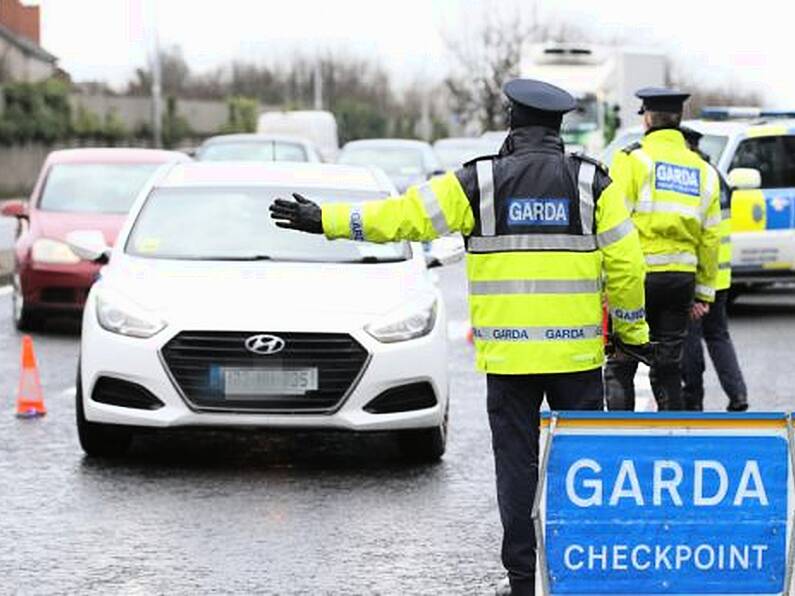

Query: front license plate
[{"left": 222, "top": 368, "right": 319, "bottom": 396}]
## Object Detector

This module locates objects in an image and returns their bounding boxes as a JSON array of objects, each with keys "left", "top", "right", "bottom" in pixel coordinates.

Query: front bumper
[
  {"left": 20, "top": 260, "right": 100, "bottom": 312},
  {"left": 80, "top": 307, "right": 449, "bottom": 432},
  {"left": 731, "top": 230, "right": 795, "bottom": 285}
]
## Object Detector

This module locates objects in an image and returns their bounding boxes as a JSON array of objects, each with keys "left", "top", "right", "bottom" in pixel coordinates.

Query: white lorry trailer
[{"left": 520, "top": 43, "right": 667, "bottom": 154}]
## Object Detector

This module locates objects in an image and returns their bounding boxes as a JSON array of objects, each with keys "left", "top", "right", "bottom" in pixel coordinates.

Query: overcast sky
[{"left": 37, "top": 0, "right": 792, "bottom": 106}]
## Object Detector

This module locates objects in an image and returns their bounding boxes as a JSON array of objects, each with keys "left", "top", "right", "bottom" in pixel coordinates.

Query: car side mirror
[
  {"left": 1, "top": 199, "right": 28, "bottom": 220},
  {"left": 66, "top": 230, "right": 111, "bottom": 264},
  {"left": 727, "top": 168, "right": 761, "bottom": 190}
]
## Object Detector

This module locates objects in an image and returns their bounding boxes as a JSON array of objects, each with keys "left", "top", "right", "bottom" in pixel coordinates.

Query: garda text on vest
[
  {"left": 507, "top": 198, "right": 569, "bottom": 226},
  {"left": 654, "top": 162, "right": 701, "bottom": 197}
]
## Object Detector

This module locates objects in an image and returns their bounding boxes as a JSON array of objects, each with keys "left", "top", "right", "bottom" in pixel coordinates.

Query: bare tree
[
  {"left": 443, "top": 12, "right": 528, "bottom": 132},
  {"left": 670, "top": 70, "right": 763, "bottom": 118}
]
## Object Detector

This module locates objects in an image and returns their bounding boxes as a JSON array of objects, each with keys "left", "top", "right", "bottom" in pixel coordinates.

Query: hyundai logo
[{"left": 244, "top": 334, "right": 285, "bottom": 355}]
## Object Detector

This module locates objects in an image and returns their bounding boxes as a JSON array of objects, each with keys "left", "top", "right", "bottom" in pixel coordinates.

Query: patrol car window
[
  {"left": 696, "top": 135, "right": 729, "bottom": 165},
  {"left": 126, "top": 187, "right": 411, "bottom": 263},
  {"left": 198, "top": 142, "right": 308, "bottom": 162},
  {"left": 38, "top": 163, "right": 160, "bottom": 214},
  {"left": 730, "top": 136, "right": 795, "bottom": 188}
]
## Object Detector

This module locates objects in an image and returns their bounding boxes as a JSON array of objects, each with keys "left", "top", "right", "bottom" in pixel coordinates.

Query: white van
[{"left": 257, "top": 110, "right": 339, "bottom": 162}]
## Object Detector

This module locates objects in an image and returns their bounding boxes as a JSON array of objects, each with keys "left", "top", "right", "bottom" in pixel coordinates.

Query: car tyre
[
  {"left": 12, "top": 272, "right": 41, "bottom": 332},
  {"left": 76, "top": 363, "right": 133, "bottom": 457},
  {"left": 397, "top": 402, "right": 448, "bottom": 463}
]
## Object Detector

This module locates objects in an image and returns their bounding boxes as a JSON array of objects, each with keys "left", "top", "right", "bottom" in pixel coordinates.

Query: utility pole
[
  {"left": 313, "top": 60, "right": 323, "bottom": 110},
  {"left": 146, "top": 0, "right": 163, "bottom": 147}
]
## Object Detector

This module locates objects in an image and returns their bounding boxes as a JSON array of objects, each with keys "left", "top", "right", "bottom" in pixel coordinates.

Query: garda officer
[
  {"left": 270, "top": 79, "right": 650, "bottom": 596},
  {"left": 680, "top": 126, "right": 749, "bottom": 412},
  {"left": 605, "top": 88, "right": 721, "bottom": 412}
]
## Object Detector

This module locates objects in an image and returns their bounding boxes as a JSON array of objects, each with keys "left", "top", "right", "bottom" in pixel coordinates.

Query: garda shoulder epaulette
[
  {"left": 620, "top": 141, "right": 643, "bottom": 155},
  {"left": 569, "top": 152, "right": 609, "bottom": 175},
  {"left": 462, "top": 153, "right": 499, "bottom": 168}
]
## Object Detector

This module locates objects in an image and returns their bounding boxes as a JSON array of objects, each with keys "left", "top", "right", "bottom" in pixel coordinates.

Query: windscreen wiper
[
  {"left": 202, "top": 255, "right": 273, "bottom": 261},
  {"left": 342, "top": 256, "right": 405, "bottom": 264}
]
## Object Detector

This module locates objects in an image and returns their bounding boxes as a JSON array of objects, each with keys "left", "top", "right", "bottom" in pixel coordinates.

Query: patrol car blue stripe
[
  {"left": 468, "top": 234, "right": 598, "bottom": 253},
  {"left": 473, "top": 324, "right": 603, "bottom": 342},
  {"left": 469, "top": 279, "right": 601, "bottom": 296}
]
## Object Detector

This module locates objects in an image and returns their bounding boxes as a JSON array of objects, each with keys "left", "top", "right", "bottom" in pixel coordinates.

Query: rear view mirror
[
  {"left": 1, "top": 199, "right": 28, "bottom": 219},
  {"left": 728, "top": 168, "right": 761, "bottom": 190},
  {"left": 66, "top": 230, "right": 111, "bottom": 264}
]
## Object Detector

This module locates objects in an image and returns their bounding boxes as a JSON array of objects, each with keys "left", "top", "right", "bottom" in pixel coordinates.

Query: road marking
[
  {"left": 0, "top": 285, "right": 11, "bottom": 297},
  {"left": 59, "top": 387, "right": 76, "bottom": 398}
]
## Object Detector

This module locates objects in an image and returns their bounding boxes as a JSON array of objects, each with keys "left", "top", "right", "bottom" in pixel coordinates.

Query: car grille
[{"left": 160, "top": 331, "right": 370, "bottom": 413}]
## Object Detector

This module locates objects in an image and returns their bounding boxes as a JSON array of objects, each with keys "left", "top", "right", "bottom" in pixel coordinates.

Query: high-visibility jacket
[
  {"left": 323, "top": 126, "right": 649, "bottom": 375},
  {"left": 611, "top": 129, "right": 721, "bottom": 302},
  {"left": 715, "top": 168, "right": 732, "bottom": 291}
]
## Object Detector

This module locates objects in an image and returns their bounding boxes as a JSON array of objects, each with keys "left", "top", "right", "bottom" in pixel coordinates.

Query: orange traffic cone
[{"left": 15, "top": 335, "right": 46, "bottom": 418}]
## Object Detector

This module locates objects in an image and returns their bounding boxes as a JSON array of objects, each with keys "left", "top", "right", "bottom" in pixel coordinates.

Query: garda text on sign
[{"left": 541, "top": 413, "right": 792, "bottom": 595}]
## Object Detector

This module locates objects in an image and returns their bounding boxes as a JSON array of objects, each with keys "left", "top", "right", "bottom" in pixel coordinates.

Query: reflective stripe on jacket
[
  {"left": 322, "top": 126, "right": 648, "bottom": 374},
  {"left": 611, "top": 128, "right": 721, "bottom": 302}
]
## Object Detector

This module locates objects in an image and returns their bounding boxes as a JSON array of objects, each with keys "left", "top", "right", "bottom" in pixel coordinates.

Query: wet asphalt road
[{"left": 1, "top": 268, "right": 794, "bottom": 594}]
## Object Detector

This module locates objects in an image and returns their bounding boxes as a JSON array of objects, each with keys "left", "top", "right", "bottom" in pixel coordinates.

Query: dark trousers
[
  {"left": 682, "top": 289, "right": 748, "bottom": 410},
  {"left": 605, "top": 271, "right": 695, "bottom": 411},
  {"left": 487, "top": 369, "right": 604, "bottom": 596}
]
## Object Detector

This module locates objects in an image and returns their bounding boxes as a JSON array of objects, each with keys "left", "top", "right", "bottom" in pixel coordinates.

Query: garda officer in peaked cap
[
  {"left": 679, "top": 126, "right": 749, "bottom": 413},
  {"left": 270, "top": 78, "right": 650, "bottom": 596},
  {"left": 605, "top": 88, "right": 721, "bottom": 412}
]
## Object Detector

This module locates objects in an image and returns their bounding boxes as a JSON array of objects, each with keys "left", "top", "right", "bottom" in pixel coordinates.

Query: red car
[{"left": 1, "top": 148, "right": 188, "bottom": 330}]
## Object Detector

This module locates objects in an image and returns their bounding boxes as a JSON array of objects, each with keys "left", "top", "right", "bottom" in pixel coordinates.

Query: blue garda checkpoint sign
[{"left": 535, "top": 412, "right": 795, "bottom": 595}]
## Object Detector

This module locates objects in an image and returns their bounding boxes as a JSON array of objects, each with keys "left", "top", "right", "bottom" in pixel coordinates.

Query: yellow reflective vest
[
  {"left": 610, "top": 129, "right": 721, "bottom": 302},
  {"left": 323, "top": 147, "right": 648, "bottom": 375}
]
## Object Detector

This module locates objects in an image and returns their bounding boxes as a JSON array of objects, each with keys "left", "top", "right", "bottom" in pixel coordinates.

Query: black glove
[
  {"left": 609, "top": 336, "right": 657, "bottom": 367},
  {"left": 269, "top": 193, "right": 323, "bottom": 234}
]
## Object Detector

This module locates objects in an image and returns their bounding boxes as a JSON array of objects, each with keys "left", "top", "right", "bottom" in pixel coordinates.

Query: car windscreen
[
  {"left": 601, "top": 132, "right": 728, "bottom": 168},
  {"left": 434, "top": 143, "right": 493, "bottom": 170},
  {"left": 198, "top": 142, "right": 308, "bottom": 162},
  {"left": 338, "top": 147, "right": 424, "bottom": 176},
  {"left": 729, "top": 135, "right": 795, "bottom": 188},
  {"left": 125, "top": 186, "right": 411, "bottom": 263},
  {"left": 601, "top": 132, "right": 642, "bottom": 166},
  {"left": 38, "top": 163, "right": 161, "bottom": 214},
  {"left": 697, "top": 134, "right": 729, "bottom": 166}
]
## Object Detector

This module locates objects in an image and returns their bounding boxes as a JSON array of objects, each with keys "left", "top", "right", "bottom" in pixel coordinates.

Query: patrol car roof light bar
[
  {"left": 532, "top": 412, "right": 558, "bottom": 596},
  {"left": 784, "top": 413, "right": 795, "bottom": 595},
  {"left": 701, "top": 106, "right": 761, "bottom": 120}
]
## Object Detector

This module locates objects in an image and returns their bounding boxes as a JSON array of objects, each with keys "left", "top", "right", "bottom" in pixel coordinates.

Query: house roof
[{"left": 0, "top": 22, "right": 56, "bottom": 64}]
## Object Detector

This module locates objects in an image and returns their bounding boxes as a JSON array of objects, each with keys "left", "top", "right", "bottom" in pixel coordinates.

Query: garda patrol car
[{"left": 603, "top": 109, "right": 795, "bottom": 298}]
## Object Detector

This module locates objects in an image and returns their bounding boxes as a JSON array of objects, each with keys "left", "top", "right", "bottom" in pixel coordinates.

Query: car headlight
[
  {"left": 31, "top": 238, "right": 80, "bottom": 264},
  {"left": 365, "top": 295, "right": 438, "bottom": 343},
  {"left": 95, "top": 287, "right": 166, "bottom": 338}
]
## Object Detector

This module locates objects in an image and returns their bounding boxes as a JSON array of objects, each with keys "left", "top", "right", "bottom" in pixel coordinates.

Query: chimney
[{"left": 0, "top": 0, "right": 41, "bottom": 45}]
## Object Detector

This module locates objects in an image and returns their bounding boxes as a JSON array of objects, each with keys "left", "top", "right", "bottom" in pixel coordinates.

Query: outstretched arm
[{"left": 269, "top": 171, "right": 475, "bottom": 243}]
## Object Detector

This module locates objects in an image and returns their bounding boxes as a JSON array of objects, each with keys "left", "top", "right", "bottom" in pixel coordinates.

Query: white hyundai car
[{"left": 71, "top": 162, "right": 449, "bottom": 461}]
